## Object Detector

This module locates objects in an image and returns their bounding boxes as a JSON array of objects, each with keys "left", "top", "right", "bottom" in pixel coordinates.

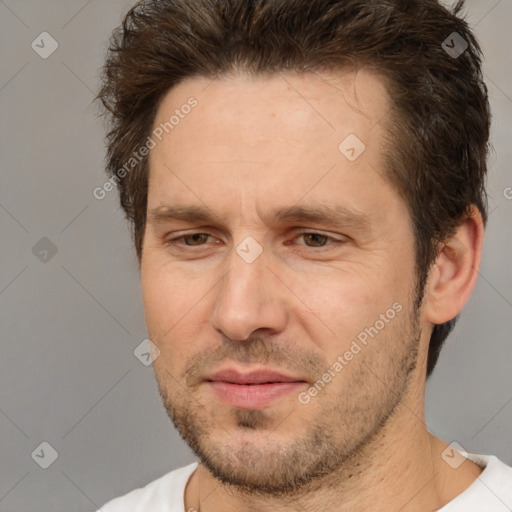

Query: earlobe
[{"left": 424, "top": 206, "right": 485, "bottom": 325}]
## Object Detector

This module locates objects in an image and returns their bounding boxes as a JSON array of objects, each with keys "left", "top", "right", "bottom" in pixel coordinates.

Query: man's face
[{"left": 141, "top": 70, "right": 425, "bottom": 493}]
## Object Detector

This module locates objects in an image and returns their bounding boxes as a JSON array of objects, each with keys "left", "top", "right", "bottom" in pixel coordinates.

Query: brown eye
[
  {"left": 293, "top": 231, "right": 341, "bottom": 249},
  {"left": 300, "top": 232, "right": 331, "bottom": 248},
  {"left": 165, "top": 233, "right": 214, "bottom": 249},
  {"left": 180, "top": 233, "right": 210, "bottom": 246}
]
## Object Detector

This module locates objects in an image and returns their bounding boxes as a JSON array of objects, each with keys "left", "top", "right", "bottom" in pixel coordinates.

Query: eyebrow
[{"left": 147, "top": 203, "right": 372, "bottom": 231}]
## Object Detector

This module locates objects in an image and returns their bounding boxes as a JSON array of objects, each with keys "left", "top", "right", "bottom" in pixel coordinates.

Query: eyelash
[{"left": 164, "top": 230, "right": 343, "bottom": 251}]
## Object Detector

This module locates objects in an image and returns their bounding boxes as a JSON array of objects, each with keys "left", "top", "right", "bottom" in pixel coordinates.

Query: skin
[{"left": 140, "top": 69, "right": 485, "bottom": 512}]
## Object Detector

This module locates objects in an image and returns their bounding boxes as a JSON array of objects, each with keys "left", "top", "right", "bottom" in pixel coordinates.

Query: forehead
[
  {"left": 147, "top": 69, "right": 396, "bottom": 221},
  {"left": 152, "top": 68, "right": 391, "bottom": 145}
]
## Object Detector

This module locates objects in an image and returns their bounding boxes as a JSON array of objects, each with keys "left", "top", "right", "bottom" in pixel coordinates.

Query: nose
[{"left": 211, "top": 243, "right": 288, "bottom": 341}]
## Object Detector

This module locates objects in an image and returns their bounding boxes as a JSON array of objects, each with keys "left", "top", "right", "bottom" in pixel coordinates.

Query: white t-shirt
[{"left": 96, "top": 452, "right": 512, "bottom": 511}]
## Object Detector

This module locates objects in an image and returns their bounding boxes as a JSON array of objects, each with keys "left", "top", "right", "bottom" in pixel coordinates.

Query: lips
[
  {"left": 206, "top": 368, "right": 305, "bottom": 385},
  {"left": 204, "top": 368, "right": 308, "bottom": 409}
]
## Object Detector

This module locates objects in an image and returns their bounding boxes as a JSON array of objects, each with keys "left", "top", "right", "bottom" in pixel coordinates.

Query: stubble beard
[{"left": 153, "top": 290, "right": 423, "bottom": 497}]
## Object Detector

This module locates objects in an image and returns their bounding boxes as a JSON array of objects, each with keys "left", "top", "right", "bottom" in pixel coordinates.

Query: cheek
[
  {"left": 141, "top": 265, "right": 211, "bottom": 355},
  {"left": 291, "top": 271, "right": 403, "bottom": 352},
  {"left": 141, "top": 265, "right": 186, "bottom": 336}
]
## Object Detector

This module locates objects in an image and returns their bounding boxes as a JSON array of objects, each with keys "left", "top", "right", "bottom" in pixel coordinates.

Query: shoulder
[
  {"left": 440, "top": 453, "right": 512, "bottom": 511},
  {"left": 96, "top": 462, "right": 198, "bottom": 512}
]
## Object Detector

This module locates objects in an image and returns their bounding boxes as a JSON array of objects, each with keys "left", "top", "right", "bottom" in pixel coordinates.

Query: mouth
[{"left": 204, "top": 368, "right": 308, "bottom": 409}]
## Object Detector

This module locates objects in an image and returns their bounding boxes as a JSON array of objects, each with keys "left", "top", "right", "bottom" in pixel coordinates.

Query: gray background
[{"left": 0, "top": 0, "right": 510, "bottom": 510}]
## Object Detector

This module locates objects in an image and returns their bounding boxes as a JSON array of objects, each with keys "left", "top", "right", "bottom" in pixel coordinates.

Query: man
[{"left": 96, "top": 0, "right": 512, "bottom": 510}]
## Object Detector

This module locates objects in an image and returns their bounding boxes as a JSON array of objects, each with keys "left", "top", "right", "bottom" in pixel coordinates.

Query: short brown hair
[{"left": 97, "top": 0, "right": 490, "bottom": 378}]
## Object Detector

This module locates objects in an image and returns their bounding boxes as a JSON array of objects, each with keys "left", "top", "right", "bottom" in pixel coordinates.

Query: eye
[
  {"left": 296, "top": 232, "right": 330, "bottom": 247},
  {"left": 165, "top": 233, "right": 214, "bottom": 248},
  {"left": 164, "top": 231, "right": 344, "bottom": 251},
  {"left": 291, "top": 230, "right": 344, "bottom": 250}
]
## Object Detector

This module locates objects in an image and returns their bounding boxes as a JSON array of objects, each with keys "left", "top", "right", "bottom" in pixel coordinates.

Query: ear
[{"left": 423, "top": 206, "right": 485, "bottom": 325}]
